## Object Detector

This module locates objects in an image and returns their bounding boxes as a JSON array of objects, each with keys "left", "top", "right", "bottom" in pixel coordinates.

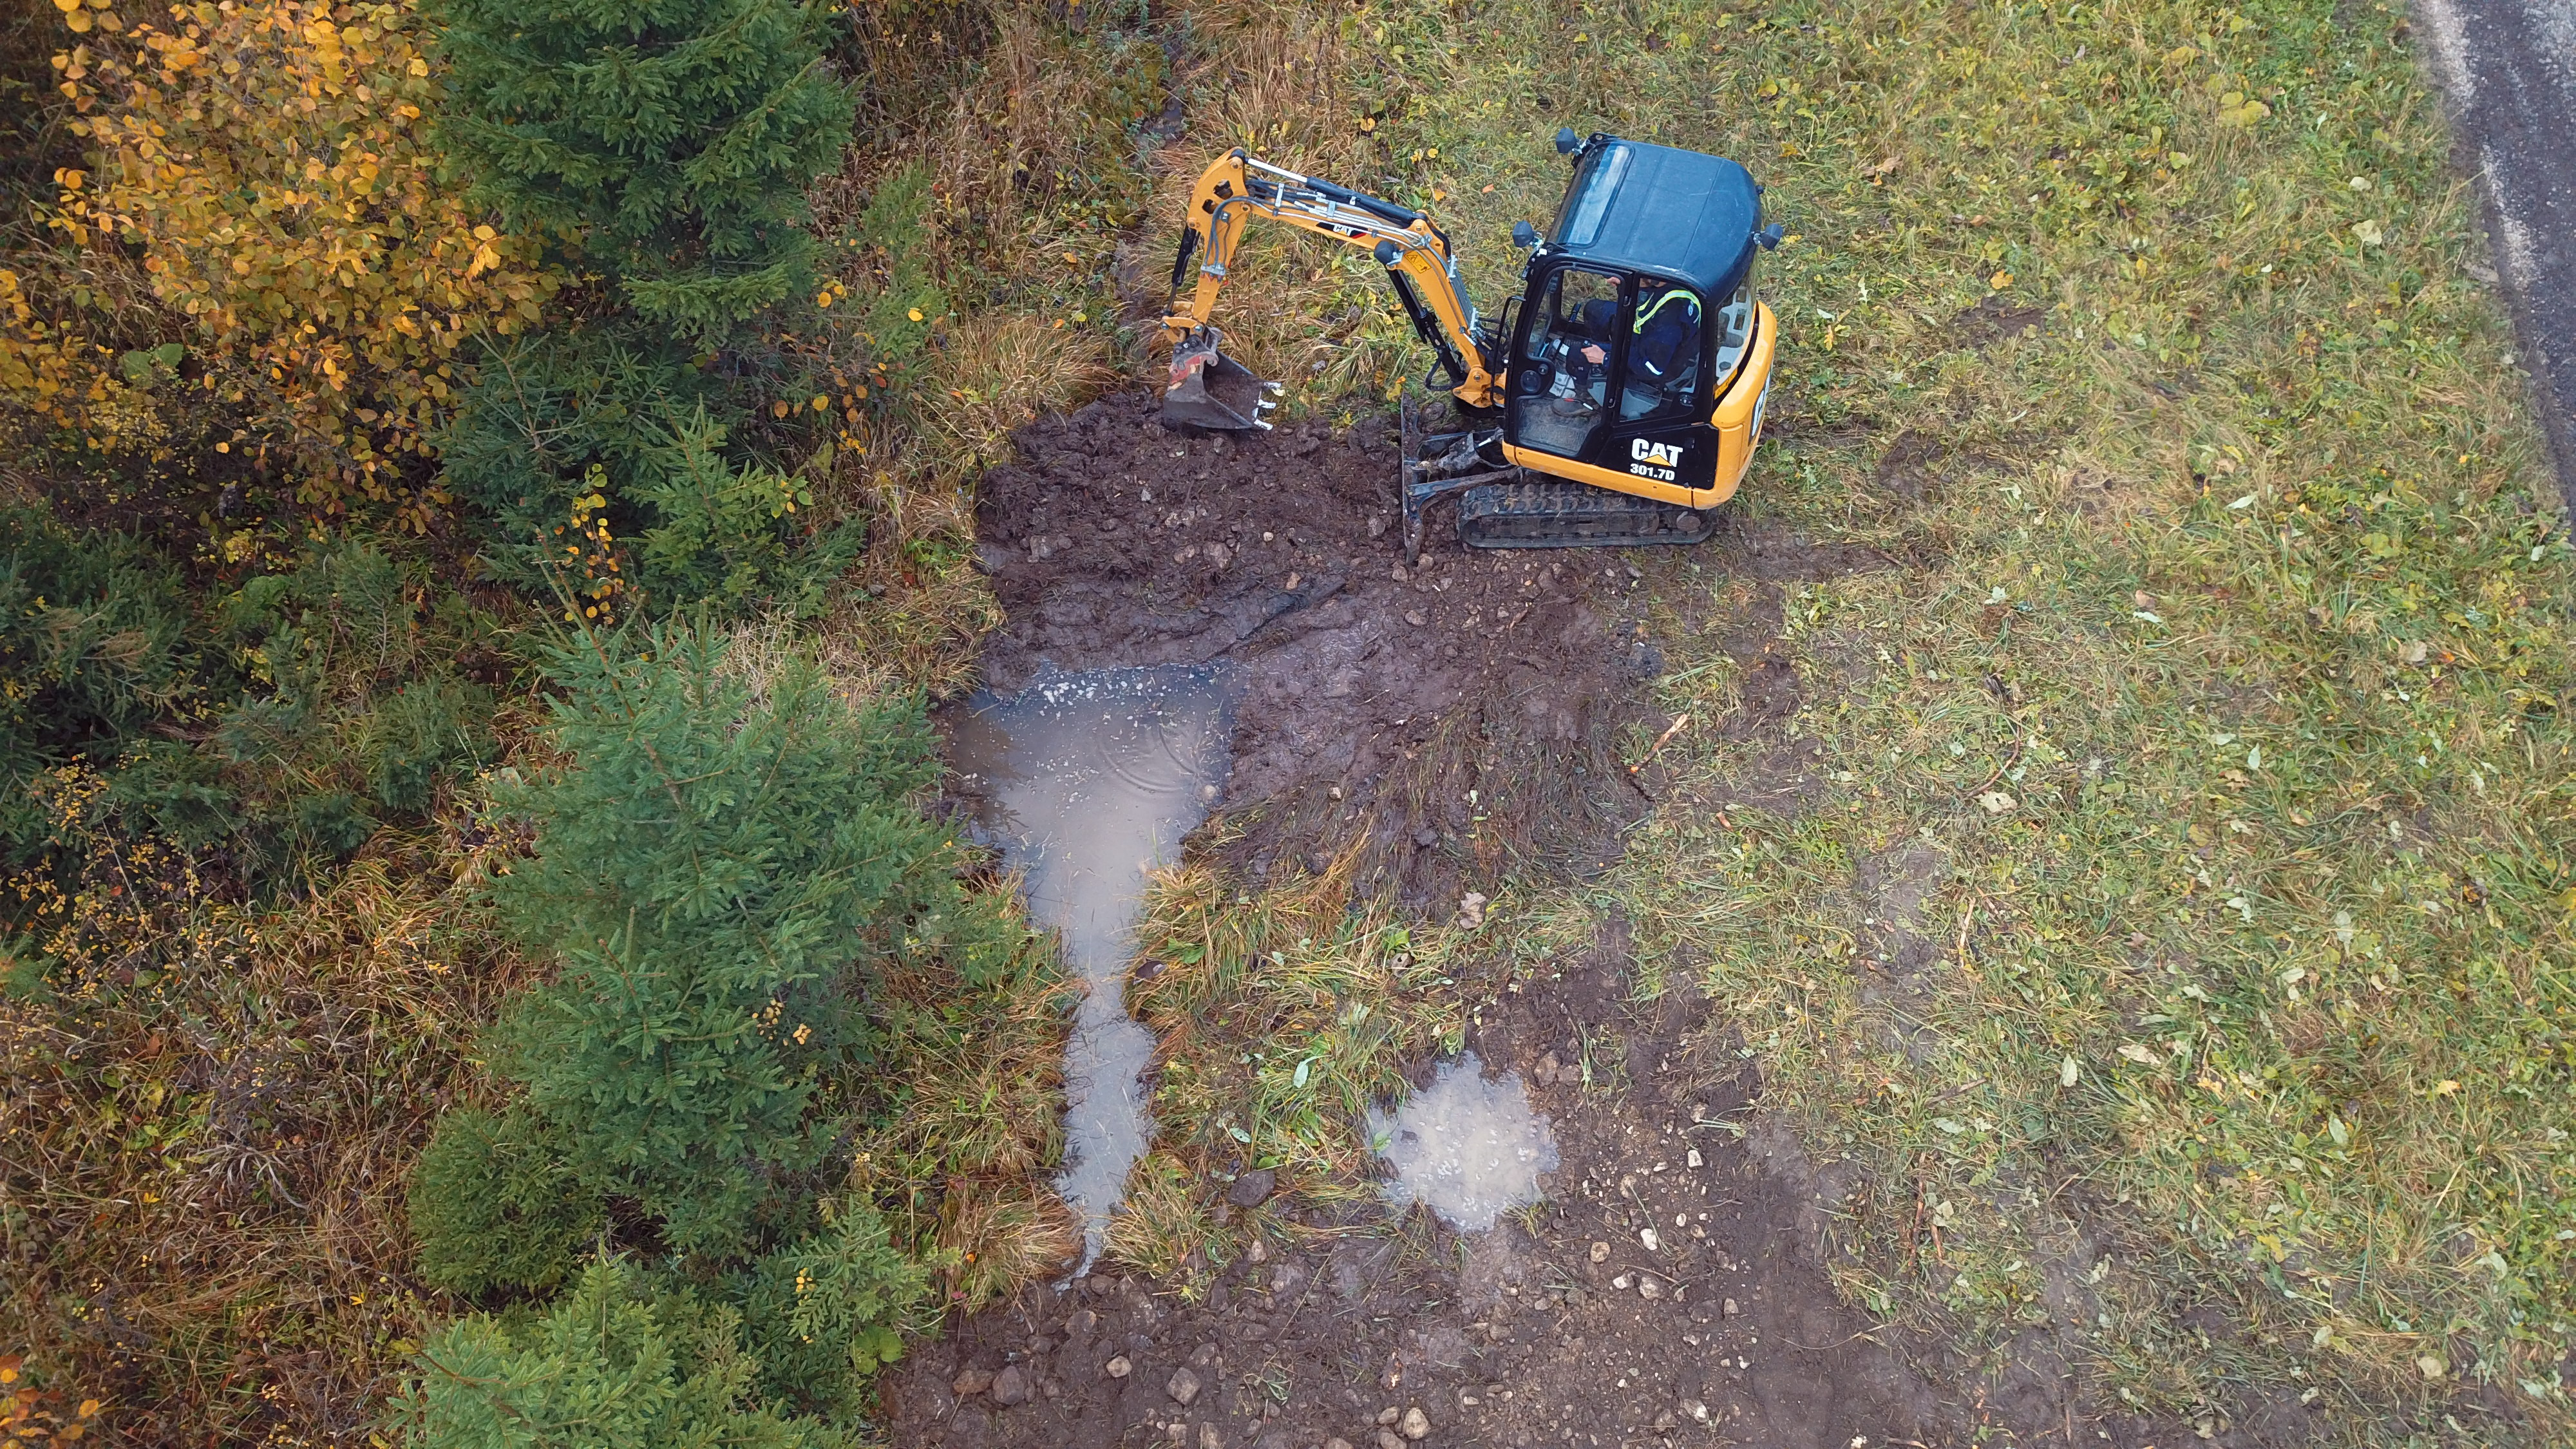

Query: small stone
[
  {"left": 1588, "top": 1241, "right": 1611, "bottom": 1264},
  {"left": 1638, "top": 1276, "right": 1664, "bottom": 1301},
  {"left": 1326, "top": 1440, "right": 1357, "bottom": 1449},
  {"left": 1378, "top": 1408, "right": 1401, "bottom": 1426},
  {"left": 1640, "top": 1227, "right": 1660, "bottom": 1251},
  {"left": 1535, "top": 1052, "right": 1560, "bottom": 1084},
  {"left": 1687, "top": 1148, "right": 1704, "bottom": 1168},
  {"left": 1723, "top": 1298, "right": 1741, "bottom": 1318},
  {"left": 1376, "top": 1433, "right": 1406, "bottom": 1449},
  {"left": 1104, "top": 1355, "right": 1133, "bottom": 1379},
  {"left": 990, "top": 1365, "right": 1032, "bottom": 1406},
  {"left": 1069, "top": 1309, "right": 1097, "bottom": 1336},
  {"left": 1198, "top": 1425, "right": 1223, "bottom": 1449},
  {"left": 952, "top": 1367, "right": 993, "bottom": 1396},
  {"left": 1247, "top": 1236, "right": 1270, "bottom": 1263},
  {"left": 1167, "top": 1367, "right": 1202, "bottom": 1406},
  {"left": 1399, "top": 1406, "right": 1432, "bottom": 1440},
  {"left": 1227, "top": 1167, "right": 1278, "bottom": 1208},
  {"left": 1611, "top": 1273, "right": 1632, "bottom": 1290},
  {"left": 1405, "top": 610, "right": 1427, "bottom": 627}
]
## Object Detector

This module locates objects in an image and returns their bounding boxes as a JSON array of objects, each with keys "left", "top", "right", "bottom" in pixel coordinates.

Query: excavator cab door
[
  {"left": 1504, "top": 263, "right": 1718, "bottom": 493},
  {"left": 1506, "top": 264, "right": 1625, "bottom": 459}
]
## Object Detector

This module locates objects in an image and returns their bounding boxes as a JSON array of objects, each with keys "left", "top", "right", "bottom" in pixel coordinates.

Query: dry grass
[
  {"left": 846, "top": 860, "right": 1077, "bottom": 1314},
  {"left": 1106, "top": 844, "right": 1472, "bottom": 1289},
  {"left": 797, "top": 2, "right": 1171, "bottom": 698},
  {"left": 1139, "top": 0, "right": 1421, "bottom": 412},
  {"left": 919, "top": 310, "right": 1117, "bottom": 474},
  {"left": 0, "top": 803, "right": 535, "bottom": 1445}
]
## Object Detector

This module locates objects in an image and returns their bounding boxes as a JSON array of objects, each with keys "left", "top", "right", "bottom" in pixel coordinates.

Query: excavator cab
[
  {"left": 1479, "top": 134, "right": 1777, "bottom": 529},
  {"left": 1157, "top": 129, "right": 1780, "bottom": 558}
]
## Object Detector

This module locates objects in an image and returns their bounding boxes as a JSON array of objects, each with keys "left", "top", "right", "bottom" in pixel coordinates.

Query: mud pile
[{"left": 965, "top": 392, "right": 1658, "bottom": 904}]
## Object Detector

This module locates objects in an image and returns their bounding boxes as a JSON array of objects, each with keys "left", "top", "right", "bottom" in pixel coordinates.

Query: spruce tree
[
  {"left": 430, "top": 0, "right": 853, "bottom": 339},
  {"left": 395, "top": 1261, "right": 832, "bottom": 1449},
  {"left": 480, "top": 622, "right": 948, "bottom": 1252},
  {"left": 428, "top": 0, "right": 858, "bottom": 614}
]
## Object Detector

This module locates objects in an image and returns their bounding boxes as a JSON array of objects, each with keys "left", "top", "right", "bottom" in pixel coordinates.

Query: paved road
[{"left": 2412, "top": 0, "right": 2576, "bottom": 509}]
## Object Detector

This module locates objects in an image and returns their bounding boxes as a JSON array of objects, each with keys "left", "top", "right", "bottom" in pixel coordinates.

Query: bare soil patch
[
  {"left": 963, "top": 392, "right": 1658, "bottom": 904},
  {"left": 1947, "top": 294, "right": 2049, "bottom": 348},
  {"left": 883, "top": 952, "right": 1956, "bottom": 1449}
]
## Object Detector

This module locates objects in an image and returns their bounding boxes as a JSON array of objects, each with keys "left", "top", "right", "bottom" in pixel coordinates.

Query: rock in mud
[
  {"left": 1226, "top": 1167, "right": 1277, "bottom": 1208},
  {"left": 953, "top": 1367, "right": 994, "bottom": 1396},
  {"left": 1374, "top": 1432, "right": 1406, "bottom": 1449},
  {"left": 1399, "top": 1405, "right": 1432, "bottom": 1439},
  {"left": 1104, "top": 1354, "right": 1132, "bottom": 1379},
  {"left": 990, "top": 1365, "right": 1032, "bottom": 1406},
  {"left": 1166, "top": 1367, "right": 1202, "bottom": 1406}
]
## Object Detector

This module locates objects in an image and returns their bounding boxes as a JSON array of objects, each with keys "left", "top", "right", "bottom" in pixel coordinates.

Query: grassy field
[{"left": 1094, "top": 0, "right": 2574, "bottom": 1441}]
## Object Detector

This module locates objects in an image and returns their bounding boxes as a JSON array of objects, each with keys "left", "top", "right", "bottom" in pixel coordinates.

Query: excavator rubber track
[
  {"left": 1456, "top": 479, "right": 1714, "bottom": 549},
  {"left": 1395, "top": 397, "right": 1717, "bottom": 560}
]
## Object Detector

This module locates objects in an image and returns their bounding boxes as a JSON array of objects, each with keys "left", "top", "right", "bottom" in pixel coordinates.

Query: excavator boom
[{"left": 1159, "top": 151, "right": 1500, "bottom": 430}]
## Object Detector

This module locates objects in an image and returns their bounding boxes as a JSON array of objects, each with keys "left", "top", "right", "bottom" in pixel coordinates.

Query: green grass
[
  {"left": 1117, "top": 0, "right": 2573, "bottom": 1439},
  {"left": 1112, "top": 844, "right": 1471, "bottom": 1289}
]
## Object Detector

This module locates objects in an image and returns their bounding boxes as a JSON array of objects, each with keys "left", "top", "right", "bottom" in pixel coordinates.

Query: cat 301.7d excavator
[{"left": 1160, "top": 128, "right": 1782, "bottom": 562}]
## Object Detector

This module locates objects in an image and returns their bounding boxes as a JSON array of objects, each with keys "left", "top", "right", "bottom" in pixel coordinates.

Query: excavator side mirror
[
  {"left": 1755, "top": 223, "right": 1786, "bottom": 251},
  {"left": 1512, "top": 220, "right": 1540, "bottom": 249},
  {"left": 1554, "top": 126, "right": 1580, "bottom": 156}
]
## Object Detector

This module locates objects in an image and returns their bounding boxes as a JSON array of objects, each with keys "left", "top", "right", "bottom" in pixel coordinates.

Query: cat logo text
[{"left": 1628, "top": 437, "right": 1684, "bottom": 482}]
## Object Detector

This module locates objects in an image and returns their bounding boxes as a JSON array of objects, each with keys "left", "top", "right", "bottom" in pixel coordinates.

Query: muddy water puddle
[
  {"left": 949, "top": 664, "right": 1239, "bottom": 1273},
  {"left": 1370, "top": 1050, "right": 1558, "bottom": 1231}
]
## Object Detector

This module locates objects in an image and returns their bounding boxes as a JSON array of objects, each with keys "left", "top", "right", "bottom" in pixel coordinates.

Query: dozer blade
[{"left": 1161, "top": 327, "right": 1280, "bottom": 431}]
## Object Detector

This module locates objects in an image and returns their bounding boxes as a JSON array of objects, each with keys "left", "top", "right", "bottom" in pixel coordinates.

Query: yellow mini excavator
[{"left": 1160, "top": 128, "right": 1783, "bottom": 561}]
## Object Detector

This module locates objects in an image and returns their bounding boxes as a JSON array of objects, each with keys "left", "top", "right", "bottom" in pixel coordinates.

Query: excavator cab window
[
  {"left": 1620, "top": 279, "right": 1703, "bottom": 422},
  {"left": 1512, "top": 265, "right": 1624, "bottom": 459}
]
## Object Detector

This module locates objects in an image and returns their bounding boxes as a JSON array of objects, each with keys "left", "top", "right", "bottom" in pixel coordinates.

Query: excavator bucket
[{"left": 1160, "top": 327, "right": 1280, "bottom": 431}]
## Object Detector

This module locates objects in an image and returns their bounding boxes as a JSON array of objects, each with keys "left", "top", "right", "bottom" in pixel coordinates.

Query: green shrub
[
  {"left": 728, "top": 1197, "right": 927, "bottom": 1416},
  {"left": 0, "top": 507, "right": 210, "bottom": 859},
  {"left": 429, "top": 0, "right": 861, "bottom": 622},
  {"left": 429, "top": 0, "right": 852, "bottom": 341},
  {"left": 484, "top": 621, "right": 949, "bottom": 1253},
  {"left": 356, "top": 677, "right": 499, "bottom": 815},
  {"left": 393, "top": 1260, "right": 838, "bottom": 1449},
  {"left": 408, "top": 1106, "right": 601, "bottom": 1298}
]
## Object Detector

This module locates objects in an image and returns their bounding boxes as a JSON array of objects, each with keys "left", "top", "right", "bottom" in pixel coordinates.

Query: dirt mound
[
  {"left": 965, "top": 392, "right": 1656, "bottom": 903},
  {"left": 882, "top": 957, "right": 1955, "bottom": 1449}
]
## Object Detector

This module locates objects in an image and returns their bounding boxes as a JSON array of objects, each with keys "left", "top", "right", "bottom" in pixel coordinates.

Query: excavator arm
[{"left": 1160, "top": 150, "right": 1502, "bottom": 430}]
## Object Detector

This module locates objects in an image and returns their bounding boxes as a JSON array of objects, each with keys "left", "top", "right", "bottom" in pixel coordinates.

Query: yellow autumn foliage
[{"left": 19, "top": 0, "right": 560, "bottom": 524}]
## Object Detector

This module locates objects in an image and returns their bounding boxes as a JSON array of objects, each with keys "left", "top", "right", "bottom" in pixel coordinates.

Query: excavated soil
[
  {"left": 962, "top": 392, "right": 1657, "bottom": 904},
  {"left": 910, "top": 393, "right": 2382, "bottom": 1449},
  {"left": 960, "top": 391, "right": 1891, "bottom": 903},
  {"left": 883, "top": 941, "right": 1955, "bottom": 1449}
]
